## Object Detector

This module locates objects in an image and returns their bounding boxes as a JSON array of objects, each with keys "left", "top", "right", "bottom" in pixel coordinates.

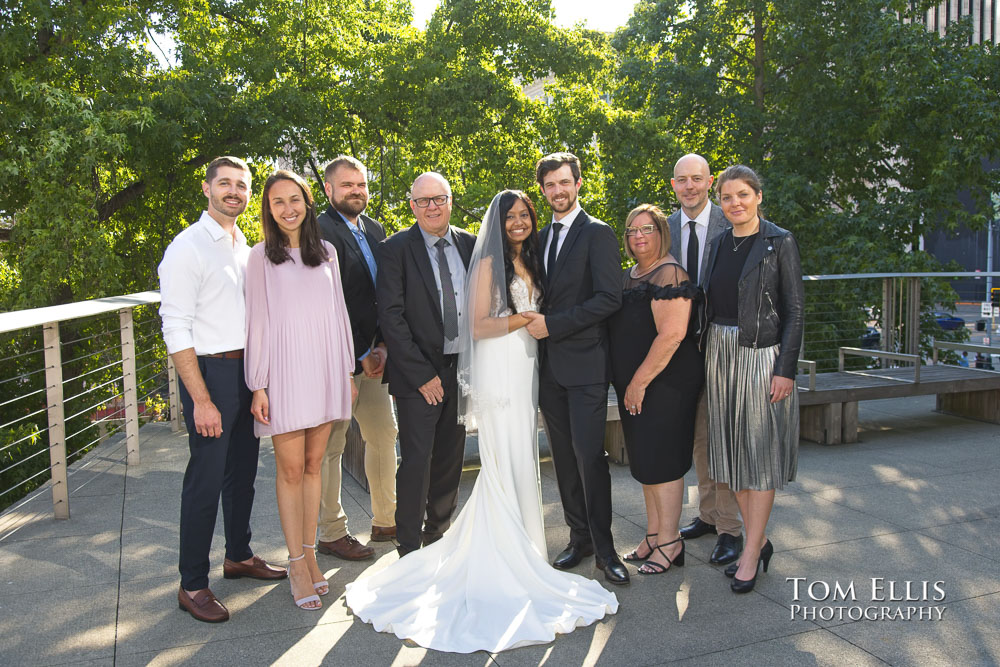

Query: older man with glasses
[{"left": 375, "top": 172, "right": 477, "bottom": 557}]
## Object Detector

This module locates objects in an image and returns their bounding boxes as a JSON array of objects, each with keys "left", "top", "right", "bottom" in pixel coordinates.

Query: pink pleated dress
[{"left": 244, "top": 241, "right": 354, "bottom": 437}]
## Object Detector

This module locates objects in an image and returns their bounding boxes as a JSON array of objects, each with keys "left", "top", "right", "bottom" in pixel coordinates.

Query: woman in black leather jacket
[{"left": 702, "top": 164, "right": 804, "bottom": 594}]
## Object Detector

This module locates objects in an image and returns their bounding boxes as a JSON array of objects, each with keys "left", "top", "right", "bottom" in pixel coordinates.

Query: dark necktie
[
  {"left": 686, "top": 220, "right": 699, "bottom": 285},
  {"left": 435, "top": 238, "right": 458, "bottom": 341},
  {"left": 546, "top": 222, "right": 563, "bottom": 283}
]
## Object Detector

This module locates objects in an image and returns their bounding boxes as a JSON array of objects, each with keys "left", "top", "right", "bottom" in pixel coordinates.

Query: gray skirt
[{"left": 705, "top": 323, "right": 798, "bottom": 491}]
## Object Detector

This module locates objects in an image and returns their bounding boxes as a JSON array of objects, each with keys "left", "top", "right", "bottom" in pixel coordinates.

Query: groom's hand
[
  {"left": 418, "top": 375, "right": 444, "bottom": 405},
  {"left": 523, "top": 312, "right": 549, "bottom": 340}
]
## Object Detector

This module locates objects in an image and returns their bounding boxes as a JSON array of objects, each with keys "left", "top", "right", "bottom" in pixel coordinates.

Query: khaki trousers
[
  {"left": 318, "top": 373, "right": 398, "bottom": 541},
  {"left": 693, "top": 390, "right": 743, "bottom": 536}
]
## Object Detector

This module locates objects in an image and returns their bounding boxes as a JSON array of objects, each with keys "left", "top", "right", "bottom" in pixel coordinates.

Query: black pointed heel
[
  {"left": 731, "top": 562, "right": 760, "bottom": 593},
  {"left": 725, "top": 539, "right": 772, "bottom": 580}
]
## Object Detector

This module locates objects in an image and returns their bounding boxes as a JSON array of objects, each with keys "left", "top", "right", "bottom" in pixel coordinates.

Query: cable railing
[
  {"left": 0, "top": 292, "right": 180, "bottom": 518},
  {"left": 801, "top": 272, "right": 1000, "bottom": 372}
]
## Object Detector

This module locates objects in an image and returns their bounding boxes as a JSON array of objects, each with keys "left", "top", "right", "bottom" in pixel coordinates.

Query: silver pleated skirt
[{"left": 705, "top": 323, "right": 798, "bottom": 491}]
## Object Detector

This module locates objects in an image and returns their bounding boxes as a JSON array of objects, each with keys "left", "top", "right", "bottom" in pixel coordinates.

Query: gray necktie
[{"left": 435, "top": 237, "right": 458, "bottom": 341}]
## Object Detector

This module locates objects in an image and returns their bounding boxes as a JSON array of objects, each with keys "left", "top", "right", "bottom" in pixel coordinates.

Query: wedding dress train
[{"left": 344, "top": 277, "right": 617, "bottom": 653}]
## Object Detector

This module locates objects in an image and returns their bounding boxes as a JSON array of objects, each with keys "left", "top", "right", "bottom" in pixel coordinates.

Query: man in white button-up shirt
[{"left": 159, "top": 156, "right": 286, "bottom": 624}]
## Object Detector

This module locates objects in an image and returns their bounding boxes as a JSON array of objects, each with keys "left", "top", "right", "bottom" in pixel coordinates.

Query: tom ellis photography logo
[{"left": 787, "top": 578, "right": 947, "bottom": 621}]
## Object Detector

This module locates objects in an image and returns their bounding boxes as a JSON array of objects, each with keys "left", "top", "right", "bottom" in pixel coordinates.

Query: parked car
[
  {"left": 860, "top": 327, "right": 881, "bottom": 350},
  {"left": 932, "top": 312, "right": 966, "bottom": 331}
]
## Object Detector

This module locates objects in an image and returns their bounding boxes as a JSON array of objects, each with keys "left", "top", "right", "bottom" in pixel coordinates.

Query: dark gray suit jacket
[
  {"left": 376, "top": 224, "right": 476, "bottom": 397},
  {"left": 668, "top": 202, "right": 728, "bottom": 288}
]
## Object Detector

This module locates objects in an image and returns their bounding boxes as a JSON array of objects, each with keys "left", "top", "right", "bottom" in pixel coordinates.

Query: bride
[{"left": 344, "top": 190, "right": 618, "bottom": 653}]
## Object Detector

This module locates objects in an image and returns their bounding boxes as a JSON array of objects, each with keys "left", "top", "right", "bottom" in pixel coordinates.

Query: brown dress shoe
[
  {"left": 223, "top": 555, "right": 288, "bottom": 580},
  {"left": 178, "top": 586, "right": 230, "bottom": 623},
  {"left": 370, "top": 525, "right": 396, "bottom": 542},
  {"left": 317, "top": 534, "right": 375, "bottom": 560}
]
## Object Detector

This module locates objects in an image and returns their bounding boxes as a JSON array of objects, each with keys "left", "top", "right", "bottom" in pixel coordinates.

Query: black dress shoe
[
  {"left": 553, "top": 542, "right": 594, "bottom": 569},
  {"left": 596, "top": 555, "right": 630, "bottom": 585},
  {"left": 710, "top": 533, "right": 743, "bottom": 565},
  {"left": 679, "top": 517, "right": 717, "bottom": 540}
]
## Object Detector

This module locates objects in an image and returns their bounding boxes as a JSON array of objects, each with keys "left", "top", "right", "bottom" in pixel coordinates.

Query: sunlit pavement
[{"left": 1, "top": 395, "right": 997, "bottom": 666}]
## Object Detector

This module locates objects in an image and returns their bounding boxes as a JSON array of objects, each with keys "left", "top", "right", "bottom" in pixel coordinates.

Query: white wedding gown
[{"left": 344, "top": 277, "right": 618, "bottom": 653}]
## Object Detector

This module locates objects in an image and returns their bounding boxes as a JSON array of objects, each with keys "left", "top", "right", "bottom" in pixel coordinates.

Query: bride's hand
[{"left": 623, "top": 382, "right": 645, "bottom": 416}]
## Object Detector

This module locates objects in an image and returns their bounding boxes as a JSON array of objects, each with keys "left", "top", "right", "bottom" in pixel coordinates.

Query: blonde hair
[{"left": 623, "top": 204, "right": 671, "bottom": 260}]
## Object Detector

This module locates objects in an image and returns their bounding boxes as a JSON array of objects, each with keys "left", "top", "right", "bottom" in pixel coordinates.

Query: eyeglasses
[
  {"left": 625, "top": 224, "right": 658, "bottom": 237},
  {"left": 411, "top": 195, "right": 450, "bottom": 208}
]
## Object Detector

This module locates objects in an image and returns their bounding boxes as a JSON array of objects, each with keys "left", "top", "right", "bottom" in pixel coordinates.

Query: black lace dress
[{"left": 609, "top": 262, "right": 705, "bottom": 484}]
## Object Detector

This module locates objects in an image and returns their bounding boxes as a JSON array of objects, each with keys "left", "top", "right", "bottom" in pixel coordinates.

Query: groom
[{"left": 524, "top": 152, "right": 627, "bottom": 585}]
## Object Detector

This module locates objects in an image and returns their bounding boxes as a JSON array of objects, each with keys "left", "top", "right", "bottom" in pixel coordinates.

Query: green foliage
[{"left": 612, "top": 0, "right": 1000, "bottom": 274}]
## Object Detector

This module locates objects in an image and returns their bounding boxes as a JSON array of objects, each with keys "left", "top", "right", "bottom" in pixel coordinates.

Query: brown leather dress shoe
[
  {"left": 223, "top": 555, "right": 288, "bottom": 580},
  {"left": 178, "top": 586, "right": 230, "bottom": 623},
  {"left": 318, "top": 534, "right": 375, "bottom": 560},
  {"left": 371, "top": 525, "right": 396, "bottom": 542}
]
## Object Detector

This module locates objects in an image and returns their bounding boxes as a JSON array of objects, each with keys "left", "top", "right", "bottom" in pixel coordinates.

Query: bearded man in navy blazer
[
  {"left": 315, "top": 156, "right": 398, "bottom": 561},
  {"left": 523, "top": 152, "right": 628, "bottom": 585},
  {"left": 376, "top": 172, "right": 476, "bottom": 557}
]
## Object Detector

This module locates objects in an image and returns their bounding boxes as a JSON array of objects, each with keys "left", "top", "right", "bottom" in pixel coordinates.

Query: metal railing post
[
  {"left": 906, "top": 277, "right": 921, "bottom": 358},
  {"left": 42, "top": 322, "right": 70, "bottom": 519},
  {"left": 120, "top": 308, "right": 140, "bottom": 465},
  {"left": 882, "top": 277, "right": 895, "bottom": 367},
  {"left": 167, "top": 356, "right": 182, "bottom": 432}
]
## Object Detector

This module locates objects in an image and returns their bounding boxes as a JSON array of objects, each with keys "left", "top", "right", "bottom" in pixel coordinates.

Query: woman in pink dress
[{"left": 245, "top": 170, "right": 357, "bottom": 610}]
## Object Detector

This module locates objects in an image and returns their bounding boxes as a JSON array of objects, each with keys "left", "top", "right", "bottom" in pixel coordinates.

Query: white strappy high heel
[
  {"left": 302, "top": 543, "right": 329, "bottom": 596},
  {"left": 288, "top": 552, "right": 322, "bottom": 610}
]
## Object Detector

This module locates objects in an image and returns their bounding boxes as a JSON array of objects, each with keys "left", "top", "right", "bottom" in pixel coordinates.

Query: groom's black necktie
[{"left": 546, "top": 222, "right": 563, "bottom": 284}]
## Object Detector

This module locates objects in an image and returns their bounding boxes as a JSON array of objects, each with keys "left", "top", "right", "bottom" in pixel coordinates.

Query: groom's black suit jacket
[
  {"left": 376, "top": 223, "right": 476, "bottom": 397},
  {"left": 317, "top": 206, "right": 387, "bottom": 376},
  {"left": 539, "top": 209, "right": 623, "bottom": 386}
]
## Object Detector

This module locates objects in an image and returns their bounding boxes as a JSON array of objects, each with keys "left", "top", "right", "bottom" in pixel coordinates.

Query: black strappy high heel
[
  {"left": 623, "top": 533, "right": 657, "bottom": 562},
  {"left": 638, "top": 537, "right": 685, "bottom": 575}
]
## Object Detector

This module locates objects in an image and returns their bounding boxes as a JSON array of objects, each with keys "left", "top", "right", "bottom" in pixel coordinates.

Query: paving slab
[
  {"left": 828, "top": 592, "right": 1000, "bottom": 666},
  {"left": 813, "top": 469, "right": 999, "bottom": 530},
  {"left": 0, "top": 579, "right": 117, "bottom": 665},
  {"left": 667, "top": 627, "right": 887, "bottom": 667}
]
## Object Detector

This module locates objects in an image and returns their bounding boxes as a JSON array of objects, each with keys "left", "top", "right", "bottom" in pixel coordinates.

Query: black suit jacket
[
  {"left": 376, "top": 224, "right": 476, "bottom": 397},
  {"left": 539, "top": 209, "right": 623, "bottom": 386},
  {"left": 317, "top": 206, "right": 387, "bottom": 376}
]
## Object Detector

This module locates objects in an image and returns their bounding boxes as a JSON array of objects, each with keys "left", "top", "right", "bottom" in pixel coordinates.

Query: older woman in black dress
[
  {"left": 609, "top": 204, "right": 704, "bottom": 575},
  {"left": 702, "top": 165, "right": 803, "bottom": 593}
]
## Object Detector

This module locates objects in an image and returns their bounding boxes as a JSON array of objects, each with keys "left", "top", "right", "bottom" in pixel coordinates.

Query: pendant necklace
[{"left": 731, "top": 233, "right": 752, "bottom": 252}]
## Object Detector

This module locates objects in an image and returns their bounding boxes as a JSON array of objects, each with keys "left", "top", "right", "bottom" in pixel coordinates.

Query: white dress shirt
[
  {"left": 544, "top": 202, "right": 583, "bottom": 272},
  {"left": 158, "top": 211, "right": 251, "bottom": 355},
  {"left": 680, "top": 203, "right": 712, "bottom": 279}
]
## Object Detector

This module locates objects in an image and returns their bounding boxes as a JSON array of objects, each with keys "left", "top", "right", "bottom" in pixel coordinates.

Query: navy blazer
[{"left": 317, "top": 205, "right": 386, "bottom": 376}]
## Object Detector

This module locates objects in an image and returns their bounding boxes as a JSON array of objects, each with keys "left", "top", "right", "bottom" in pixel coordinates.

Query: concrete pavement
[{"left": 1, "top": 395, "right": 997, "bottom": 666}]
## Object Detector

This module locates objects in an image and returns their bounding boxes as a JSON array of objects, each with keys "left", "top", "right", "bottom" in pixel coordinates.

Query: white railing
[{"left": 0, "top": 292, "right": 178, "bottom": 519}]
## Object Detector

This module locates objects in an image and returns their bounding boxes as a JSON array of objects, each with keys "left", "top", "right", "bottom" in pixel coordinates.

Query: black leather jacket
[{"left": 704, "top": 218, "right": 804, "bottom": 379}]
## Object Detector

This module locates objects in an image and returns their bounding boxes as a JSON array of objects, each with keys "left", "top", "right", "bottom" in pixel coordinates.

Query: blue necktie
[{"left": 350, "top": 224, "right": 377, "bottom": 283}]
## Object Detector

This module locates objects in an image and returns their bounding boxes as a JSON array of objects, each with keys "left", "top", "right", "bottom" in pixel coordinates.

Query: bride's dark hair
[{"left": 497, "top": 190, "right": 545, "bottom": 313}]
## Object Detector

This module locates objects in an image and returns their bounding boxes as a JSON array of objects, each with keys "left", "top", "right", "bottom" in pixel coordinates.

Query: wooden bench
[{"left": 797, "top": 342, "right": 1000, "bottom": 445}]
